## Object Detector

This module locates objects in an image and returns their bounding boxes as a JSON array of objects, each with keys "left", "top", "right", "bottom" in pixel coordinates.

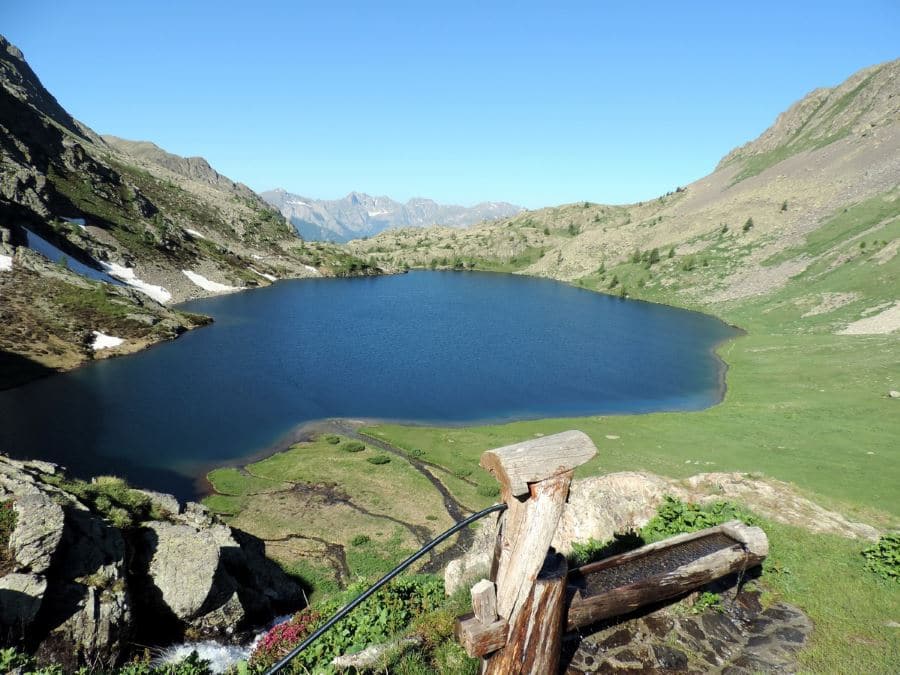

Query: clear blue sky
[{"left": 3, "top": 1, "right": 898, "bottom": 208}]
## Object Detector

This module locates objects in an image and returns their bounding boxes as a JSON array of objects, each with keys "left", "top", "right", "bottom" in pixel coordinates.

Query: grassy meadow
[{"left": 206, "top": 191, "right": 898, "bottom": 671}]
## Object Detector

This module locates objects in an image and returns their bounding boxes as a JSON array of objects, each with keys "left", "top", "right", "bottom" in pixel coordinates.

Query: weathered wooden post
[{"left": 456, "top": 430, "right": 597, "bottom": 673}]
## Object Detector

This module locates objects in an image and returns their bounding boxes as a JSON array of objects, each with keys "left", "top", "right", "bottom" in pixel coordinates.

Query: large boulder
[
  {"left": 552, "top": 472, "right": 678, "bottom": 553},
  {"left": 32, "top": 506, "right": 131, "bottom": 670},
  {"left": 135, "top": 520, "right": 239, "bottom": 627},
  {"left": 9, "top": 493, "right": 65, "bottom": 574},
  {"left": 0, "top": 573, "right": 46, "bottom": 639}
]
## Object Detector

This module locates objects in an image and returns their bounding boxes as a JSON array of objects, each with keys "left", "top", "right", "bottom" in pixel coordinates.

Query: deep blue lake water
[{"left": 0, "top": 271, "right": 738, "bottom": 499}]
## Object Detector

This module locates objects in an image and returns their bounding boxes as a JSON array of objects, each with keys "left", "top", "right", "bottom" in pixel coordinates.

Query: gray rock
[
  {"left": 553, "top": 472, "right": 676, "bottom": 553},
  {"left": 35, "top": 582, "right": 131, "bottom": 672},
  {"left": 9, "top": 493, "right": 65, "bottom": 574},
  {"left": 444, "top": 511, "right": 500, "bottom": 596},
  {"left": 889, "top": 390, "right": 900, "bottom": 398},
  {"left": 332, "top": 636, "right": 422, "bottom": 671},
  {"left": 134, "top": 489, "right": 181, "bottom": 516},
  {"left": 0, "top": 572, "right": 46, "bottom": 634},
  {"left": 141, "top": 521, "right": 223, "bottom": 621}
]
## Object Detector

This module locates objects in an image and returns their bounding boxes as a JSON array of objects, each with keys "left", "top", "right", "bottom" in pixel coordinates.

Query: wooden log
[
  {"left": 471, "top": 579, "right": 498, "bottom": 624},
  {"left": 494, "top": 472, "right": 572, "bottom": 625},
  {"left": 456, "top": 614, "right": 508, "bottom": 658},
  {"left": 479, "top": 430, "right": 597, "bottom": 498},
  {"left": 484, "top": 552, "right": 568, "bottom": 674},
  {"left": 566, "top": 521, "right": 768, "bottom": 630}
]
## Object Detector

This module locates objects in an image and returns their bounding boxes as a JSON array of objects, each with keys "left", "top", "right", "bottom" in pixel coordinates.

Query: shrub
[
  {"left": 249, "top": 608, "right": 322, "bottom": 670},
  {"left": 861, "top": 533, "right": 899, "bottom": 581},
  {"left": 323, "top": 434, "right": 341, "bottom": 445},
  {"left": 367, "top": 455, "right": 391, "bottom": 465},
  {"left": 781, "top": 200, "right": 788, "bottom": 212},
  {"left": 351, "top": 534, "right": 371, "bottom": 546},
  {"left": 689, "top": 591, "right": 723, "bottom": 614},
  {"left": 341, "top": 440, "right": 366, "bottom": 453},
  {"left": 45, "top": 475, "right": 162, "bottom": 528},
  {"left": 251, "top": 576, "right": 443, "bottom": 672},
  {"left": 667, "top": 247, "right": 675, "bottom": 259},
  {"left": 743, "top": 217, "right": 754, "bottom": 232},
  {"left": 641, "top": 495, "right": 757, "bottom": 542},
  {"left": 477, "top": 484, "right": 501, "bottom": 498}
]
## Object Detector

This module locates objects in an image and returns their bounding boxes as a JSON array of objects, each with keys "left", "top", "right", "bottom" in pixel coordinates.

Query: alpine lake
[{"left": 0, "top": 271, "right": 739, "bottom": 499}]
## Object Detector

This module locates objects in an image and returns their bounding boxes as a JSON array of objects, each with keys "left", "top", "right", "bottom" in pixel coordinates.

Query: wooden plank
[
  {"left": 484, "top": 553, "right": 568, "bottom": 674},
  {"left": 480, "top": 430, "right": 597, "bottom": 497},
  {"left": 471, "top": 579, "right": 498, "bottom": 624},
  {"left": 456, "top": 613, "right": 508, "bottom": 658}
]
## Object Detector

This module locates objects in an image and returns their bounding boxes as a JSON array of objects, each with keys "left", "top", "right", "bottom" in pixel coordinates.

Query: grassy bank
[{"left": 205, "top": 192, "right": 898, "bottom": 669}]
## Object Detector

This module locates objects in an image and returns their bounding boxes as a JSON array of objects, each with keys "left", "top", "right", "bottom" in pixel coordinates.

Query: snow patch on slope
[
  {"left": 182, "top": 270, "right": 238, "bottom": 293},
  {"left": 100, "top": 262, "right": 172, "bottom": 304},
  {"left": 91, "top": 331, "right": 124, "bottom": 350}
]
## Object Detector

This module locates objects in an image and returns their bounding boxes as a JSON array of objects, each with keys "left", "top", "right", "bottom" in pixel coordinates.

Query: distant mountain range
[{"left": 262, "top": 188, "right": 523, "bottom": 242}]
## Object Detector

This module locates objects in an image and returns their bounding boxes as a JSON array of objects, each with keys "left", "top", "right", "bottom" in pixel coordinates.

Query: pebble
[{"left": 605, "top": 434, "right": 620, "bottom": 440}]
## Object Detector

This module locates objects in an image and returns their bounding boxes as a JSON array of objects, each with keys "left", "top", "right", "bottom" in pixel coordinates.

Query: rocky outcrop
[
  {"left": 445, "top": 471, "right": 879, "bottom": 594},
  {"left": 0, "top": 456, "right": 303, "bottom": 670}
]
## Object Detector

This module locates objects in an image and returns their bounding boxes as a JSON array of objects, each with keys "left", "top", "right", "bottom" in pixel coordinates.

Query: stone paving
[{"left": 562, "top": 580, "right": 812, "bottom": 673}]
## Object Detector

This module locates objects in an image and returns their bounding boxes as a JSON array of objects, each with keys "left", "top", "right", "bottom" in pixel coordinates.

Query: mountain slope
[
  {"left": 262, "top": 188, "right": 522, "bottom": 242},
  {"left": 0, "top": 35, "right": 376, "bottom": 386},
  {"left": 350, "top": 59, "right": 900, "bottom": 335}
]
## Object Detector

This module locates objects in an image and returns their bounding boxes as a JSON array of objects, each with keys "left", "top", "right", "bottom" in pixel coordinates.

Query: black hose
[{"left": 265, "top": 502, "right": 508, "bottom": 674}]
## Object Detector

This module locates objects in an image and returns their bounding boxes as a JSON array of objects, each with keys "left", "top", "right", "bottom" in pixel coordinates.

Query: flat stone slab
[{"left": 562, "top": 580, "right": 812, "bottom": 674}]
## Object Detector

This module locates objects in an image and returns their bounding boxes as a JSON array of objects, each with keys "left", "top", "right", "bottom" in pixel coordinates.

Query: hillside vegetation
[
  {"left": 0, "top": 35, "right": 376, "bottom": 386},
  {"left": 203, "top": 59, "right": 900, "bottom": 671}
]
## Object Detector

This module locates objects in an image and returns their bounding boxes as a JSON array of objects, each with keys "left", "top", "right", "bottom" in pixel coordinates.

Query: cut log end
[
  {"left": 456, "top": 613, "right": 508, "bottom": 658},
  {"left": 479, "top": 430, "right": 597, "bottom": 497}
]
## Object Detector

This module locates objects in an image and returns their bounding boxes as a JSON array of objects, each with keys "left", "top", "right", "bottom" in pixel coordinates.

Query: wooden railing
[{"left": 455, "top": 430, "right": 768, "bottom": 673}]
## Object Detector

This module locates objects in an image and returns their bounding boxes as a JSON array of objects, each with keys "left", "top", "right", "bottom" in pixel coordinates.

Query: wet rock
[
  {"left": 563, "top": 583, "right": 812, "bottom": 674},
  {"left": 652, "top": 644, "right": 688, "bottom": 669}
]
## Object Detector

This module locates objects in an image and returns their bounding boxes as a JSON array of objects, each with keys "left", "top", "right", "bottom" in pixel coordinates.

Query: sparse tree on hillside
[{"left": 743, "top": 217, "right": 754, "bottom": 232}]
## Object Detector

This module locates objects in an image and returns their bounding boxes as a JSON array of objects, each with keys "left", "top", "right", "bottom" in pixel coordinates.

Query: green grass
[
  {"left": 760, "top": 518, "right": 898, "bottom": 673},
  {"left": 358, "top": 192, "right": 899, "bottom": 671},
  {"left": 203, "top": 435, "right": 456, "bottom": 596}
]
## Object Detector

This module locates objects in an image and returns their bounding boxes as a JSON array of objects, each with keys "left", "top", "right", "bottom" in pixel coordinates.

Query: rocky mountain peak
[{"left": 719, "top": 58, "right": 900, "bottom": 169}]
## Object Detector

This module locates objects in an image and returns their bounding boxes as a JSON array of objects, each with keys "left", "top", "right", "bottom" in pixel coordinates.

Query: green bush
[
  {"left": 341, "top": 440, "right": 366, "bottom": 453},
  {"left": 641, "top": 495, "right": 757, "bottom": 542},
  {"left": 743, "top": 217, "right": 754, "bottom": 232},
  {"left": 689, "top": 591, "right": 723, "bottom": 614},
  {"left": 252, "top": 576, "right": 444, "bottom": 672},
  {"left": 351, "top": 534, "right": 371, "bottom": 546},
  {"left": 861, "top": 533, "right": 899, "bottom": 581},
  {"left": 323, "top": 434, "right": 341, "bottom": 445},
  {"left": 367, "top": 455, "right": 391, "bottom": 465},
  {"left": 0, "top": 647, "right": 213, "bottom": 674},
  {"left": 44, "top": 475, "right": 165, "bottom": 528}
]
